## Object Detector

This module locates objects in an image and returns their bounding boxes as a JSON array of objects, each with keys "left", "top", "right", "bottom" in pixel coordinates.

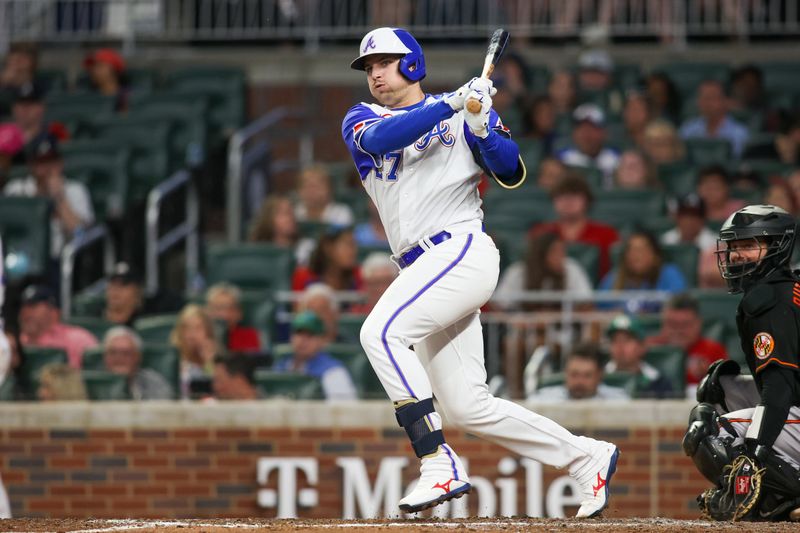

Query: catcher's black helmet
[{"left": 716, "top": 204, "right": 796, "bottom": 293}]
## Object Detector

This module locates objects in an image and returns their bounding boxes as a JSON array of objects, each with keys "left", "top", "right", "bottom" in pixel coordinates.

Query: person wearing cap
[
  {"left": 695, "top": 165, "right": 746, "bottom": 224},
  {"left": 661, "top": 193, "right": 716, "bottom": 250},
  {"left": 103, "top": 262, "right": 145, "bottom": 326},
  {"left": 296, "top": 283, "right": 344, "bottom": 343},
  {"left": 605, "top": 314, "right": 674, "bottom": 399},
  {"left": 529, "top": 343, "right": 629, "bottom": 402},
  {"left": 3, "top": 132, "right": 94, "bottom": 259},
  {"left": 557, "top": 103, "right": 621, "bottom": 185},
  {"left": 10, "top": 81, "right": 69, "bottom": 165},
  {"left": 102, "top": 326, "right": 174, "bottom": 400},
  {"left": 274, "top": 311, "right": 357, "bottom": 401},
  {"left": 529, "top": 173, "right": 619, "bottom": 279},
  {"left": 83, "top": 48, "right": 129, "bottom": 112},
  {"left": 679, "top": 79, "right": 750, "bottom": 159},
  {"left": 645, "top": 293, "right": 727, "bottom": 396},
  {"left": 576, "top": 49, "right": 623, "bottom": 115},
  {"left": 205, "top": 282, "right": 261, "bottom": 353},
  {"left": 18, "top": 284, "right": 98, "bottom": 369}
]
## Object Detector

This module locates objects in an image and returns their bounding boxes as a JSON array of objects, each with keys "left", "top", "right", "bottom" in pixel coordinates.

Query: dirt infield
[{"left": 0, "top": 518, "right": 799, "bottom": 533}]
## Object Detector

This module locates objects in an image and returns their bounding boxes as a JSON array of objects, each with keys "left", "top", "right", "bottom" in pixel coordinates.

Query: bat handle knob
[{"left": 466, "top": 98, "right": 482, "bottom": 114}]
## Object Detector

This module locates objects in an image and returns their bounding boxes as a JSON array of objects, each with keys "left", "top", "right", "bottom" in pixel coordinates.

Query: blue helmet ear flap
[{"left": 393, "top": 29, "right": 426, "bottom": 81}]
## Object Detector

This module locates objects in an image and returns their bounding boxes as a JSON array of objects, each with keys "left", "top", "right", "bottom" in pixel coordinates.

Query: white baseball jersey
[{"left": 343, "top": 94, "right": 504, "bottom": 255}]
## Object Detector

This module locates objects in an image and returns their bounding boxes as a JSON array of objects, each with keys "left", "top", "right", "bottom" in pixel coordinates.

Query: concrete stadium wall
[{"left": 0, "top": 401, "right": 707, "bottom": 519}]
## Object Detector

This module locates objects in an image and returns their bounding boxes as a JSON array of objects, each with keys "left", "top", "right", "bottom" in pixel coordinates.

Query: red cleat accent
[
  {"left": 592, "top": 471, "right": 607, "bottom": 497},
  {"left": 433, "top": 479, "right": 454, "bottom": 493}
]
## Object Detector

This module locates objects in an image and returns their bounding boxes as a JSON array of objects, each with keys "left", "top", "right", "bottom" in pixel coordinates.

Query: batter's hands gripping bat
[{"left": 466, "top": 29, "right": 510, "bottom": 114}]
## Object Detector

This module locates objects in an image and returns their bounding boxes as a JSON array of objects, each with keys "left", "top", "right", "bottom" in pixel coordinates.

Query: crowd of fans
[{"left": 1, "top": 42, "right": 799, "bottom": 403}]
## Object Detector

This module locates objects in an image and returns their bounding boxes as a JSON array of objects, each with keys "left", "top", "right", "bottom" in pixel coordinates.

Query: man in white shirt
[
  {"left": 557, "top": 104, "right": 621, "bottom": 186},
  {"left": 530, "top": 343, "right": 629, "bottom": 402},
  {"left": 3, "top": 132, "right": 94, "bottom": 258},
  {"left": 661, "top": 193, "right": 717, "bottom": 249}
]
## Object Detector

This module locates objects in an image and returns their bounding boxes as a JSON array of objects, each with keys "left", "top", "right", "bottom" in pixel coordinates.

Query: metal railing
[
  {"left": 145, "top": 169, "right": 199, "bottom": 297},
  {"left": 60, "top": 224, "right": 116, "bottom": 320},
  {"left": 3, "top": 0, "right": 800, "bottom": 51},
  {"left": 226, "top": 107, "right": 312, "bottom": 243}
]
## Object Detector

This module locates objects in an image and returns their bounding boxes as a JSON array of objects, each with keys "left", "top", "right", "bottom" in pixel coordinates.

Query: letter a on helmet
[{"left": 350, "top": 27, "right": 426, "bottom": 81}]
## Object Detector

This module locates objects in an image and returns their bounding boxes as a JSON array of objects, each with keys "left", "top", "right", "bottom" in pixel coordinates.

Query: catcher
[{"left": 682, "top": 205, "right": 800, "bottom": 521}]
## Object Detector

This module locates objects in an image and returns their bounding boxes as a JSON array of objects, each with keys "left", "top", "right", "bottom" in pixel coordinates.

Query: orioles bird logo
[{"left": 753, "top": 332, "right": 774, "bottom": 360}]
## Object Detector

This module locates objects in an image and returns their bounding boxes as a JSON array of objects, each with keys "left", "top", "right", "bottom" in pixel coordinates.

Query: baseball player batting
[{"left": 341, "top": 27, "right": 619, "bottom": 516}]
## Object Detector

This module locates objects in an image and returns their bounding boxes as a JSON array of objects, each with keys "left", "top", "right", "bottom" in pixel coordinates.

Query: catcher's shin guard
[{"left": 683, "top": 403, "right": 735, "bottom": 484}]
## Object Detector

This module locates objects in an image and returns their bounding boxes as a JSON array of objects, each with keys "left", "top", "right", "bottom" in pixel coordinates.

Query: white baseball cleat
[
  {"left": 575, "top": 444, "right": 620, "bottom": 519},
  {"left": 398, "top": 447, "right": 471, "bottom": 513}
]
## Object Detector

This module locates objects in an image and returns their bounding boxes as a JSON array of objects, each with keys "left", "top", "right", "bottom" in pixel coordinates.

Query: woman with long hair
[
  {"left": 170, "top": 304, "right": 222, "bottom": 399},
  {"left": 599, "top": 230, "right": 687, "bottom": 293},
  {"left": 291, "top": 226, "right": 362, "bottom": 292}
]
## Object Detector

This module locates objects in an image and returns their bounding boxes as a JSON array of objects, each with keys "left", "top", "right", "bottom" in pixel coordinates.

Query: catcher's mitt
[{"left": 699, "top": 454, "right": 766, "bottom": 521}]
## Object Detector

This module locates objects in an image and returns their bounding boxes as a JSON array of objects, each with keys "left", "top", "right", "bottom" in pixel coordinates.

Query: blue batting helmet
[{"left": 350, "top": 27, "right": 426, "bottom": 82}]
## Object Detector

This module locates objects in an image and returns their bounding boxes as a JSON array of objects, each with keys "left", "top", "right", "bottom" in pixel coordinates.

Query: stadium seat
[
  {"left": 685, "top": 138, "right": 732, "bottom": 166},
  {"left": 517, "top": 138, "right": 544, "bottom": 171},
  {"left": 133, "top": 314, "right": 178, "bottom": 344},
  {"left": 61, "top": 139, "right": 131, "bottom": 219},
  {"left": 82, "top": 346, "right": 105, "bottom": 371},
  {"left": 657, "top": 63, "right": 730, "bottom": 100},
  {"left": 566, "top": 242, "right": 600, "bottom": 286},
  {"left": 614, "top": 63, "right": 643, "bottom": 91},
  {"left": 0, "top": 375, "right": 15, "bottom": 401},
  {"left": 45, "top": 93, "right": 116, "bottom": 138},
  {"left": 639, "top": 216, "right": 675, "bottom": 238},
  {"left": 760, "top": 62, "right": 800, "bottom": 95},
  {"left": 76, "top": 67, "right": 158, "bottom": 95},
  {"left": 662, "top": 243, "right": 700, "bottom": 287},
  {"left": 252, "top": 299, "right": 277, "bottom": 350},
  {"left": 603, "top": 371, "right": 638, "bottom": 396},
  {"left": 690, "top": 289, "right": 741, "bottom": 332},
  {"left": 337, "top": 314, "right": 366, "bottom": 344},
  {"left": 0, "top": 196, "right": 51, "bottom": 281},
  {"left": 38, "top": 69, "right": 68, "bottom": 94},
  {"left": 356, "top": 244, "right": 392, "bottom": 263},
  {"left": 657, "top": 161, "right": 696, "bottom": 197},
  {"left": 83, "top": 370, "right": 130, "bottom": 400},
  {"left": 130, "top": 94, "right": 209, "bottom": 167},
  {"left": 71, "top": 290, "right": 106, "bottom": 317},
  {"left": 483, "top": 187, "right": 554, "bottom": 233},
  {"left": 590, "top": 190, "right": 666, "bottom": 229},
  {"left": 21, "top": 346, "right": 68, "bottom": 389},
  {"left": 205, "top": 243, "right": 294, "bottom": 293},
  {"left": 141, "top": 344, "right": 180, "bottom": 397},
  {"left": 566, "top": 165, "right": 604, "bottom": 190},
  {"left": 644, "top": 345, "right": 686, "bottom": 395},
  {"left": 297, "top": 221, "right": 335, "bottom": 241},
  {"left": 254, "top": 371, "right": 324, "bottom": 400},
  {"left": 67, "top": 316, "right": 115, "bottom": 341},
  {"left": 637, "top": 315, "right": 662, "bottom": 338},
  {"left": 536, "top": 372, "right": 565, "bottom": 389}
]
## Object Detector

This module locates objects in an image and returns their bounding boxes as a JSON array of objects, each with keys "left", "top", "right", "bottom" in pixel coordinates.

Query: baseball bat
[{"left": 466, "top": 28, "right": 510, "bottom": 114}]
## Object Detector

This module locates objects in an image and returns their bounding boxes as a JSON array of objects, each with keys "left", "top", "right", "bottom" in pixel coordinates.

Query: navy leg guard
[{"left": 395, "top": 398, "right": 446, "bottom": 458}]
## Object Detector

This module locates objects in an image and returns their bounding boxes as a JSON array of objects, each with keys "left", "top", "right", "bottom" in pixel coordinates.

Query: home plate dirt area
[{"left": 0, "top": 518, "right": 799, "bottom": 533}]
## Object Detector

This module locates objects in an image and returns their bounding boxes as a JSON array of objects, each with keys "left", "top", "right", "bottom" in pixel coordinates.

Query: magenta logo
[{"left": 363, "top": 36, "right": 376, "bottom": 53}]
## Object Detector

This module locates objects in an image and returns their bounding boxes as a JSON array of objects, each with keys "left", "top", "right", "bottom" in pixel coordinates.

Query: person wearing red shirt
[
  {"left": 645, "top": 292, "right": 728, "bottom": 394},
  {"left": 291, "top": 226, "right": 363, "bottom": 292},
  {"left": 205, "top": 283, "right": 260, "bottom": 353},
  {"left": 529, "top": 174, "right": 619, "bottom": 279}
]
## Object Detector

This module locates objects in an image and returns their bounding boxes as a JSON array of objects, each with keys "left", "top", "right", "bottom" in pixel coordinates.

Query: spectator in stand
[
  {"left": 205, "top": 282, "right": 261, "bottom": 354},
  {"left": 212, "top": 354, "right": 260, "bottom": 400},
  {"left": 353, "top": 200, "right": 390, "bottom": 249},
  {"left": 622, "top": 91, "right": 652, "bottom": 149},
  {"left": 613, "top": 150, "right": 658, "bottom": 190},
  {"left": 529, "top": 174, "right": 619, "bottom": 279},
  {"left": 292, "top": 226, "right": 361, "bottom": 292},
  {"left": 83, "top": 48, "right": 130, "bottom": 113},
  {"left": 547, "top": 70, "right": 576, "bottom": 116},
  {"left": 605, "top": 314, "right": 674, "bottom": 399},
  {"left": 294, "top": 165, "right": 354, "bottom": 226},
  {"left": 297, "top": 283, "right": 342, "bottom": 343},
  {"left": 763, "top": 178, "right": 798, "bottom": 216},
  {"left": 4, "top": 133, "right": 94, "bottom": 259},
  {"left": 36, "top": 363, "right": 87, "bottom": 401},
  {"left": 18, "top": 285, "right": 97, "bottom": 369},
  {"left": 249, "top": 194, "right": 314, "bottom": 266},
  {"left": 534, "top": 157, "right": 567, "bottom": 192},
  {"left": 774, "top": 115, "right": 800, "bottom": 165},
  {"left": 529, "top": 343, "right": 629, "bottom": 402},
  {"left": 557, "top": 103, "right": 620, "bottom": 185},
  {"left": 645, "top": 72, "right": 682, "bottom": 125},
  {"left": 495, "top": 231, "right": 593, "bottom": 311},
  {"left": 0, "top": 122, "right": 24, "bottom": 187},
  {"left": 695, "top": 165, "right": 745, "bottom": 224},
  {"left": 645, "top": 293, "right": 727, "bottom": 396},
  {"left": 170, "top": 304, "right": 222, "bottom": 399},
  {"left": 642, "top": 120, "right": 685, "bottom": 165},
  {"left": 102, "top": 326, "right": 173, "bottom": 400},
  {"left": 679, "top": 79, "right": 749, "bottom": 159},
  {"left": 521, "top": 95, "right": 558, "bottom": 155},
  {"left": 785, "top": 170, "right": 800, "bottom": 212},
  {"left": 729, "top": 64, "right": 779, "bottom": 132},
  {"left": 662, "top": 193, "right": 718, "bottom": 289},
  {"left": 576, "top": 49, "right": 623, "bottom": 114},
  {"left": 11, "top": 82, "right": 68, "bottom": 162},
  {"left": 351, "top": 253, "right": 398, "bottom": 315},
  {"left": 598, "top": 231, "right": 687, "bottom": 307},
  {"left": 274, "top": 311, "right": 357, "bottom": 401},
  {"left": 0, "top": 43, "right": 39, "bottom": 117},
  {"left": 103, "top": 262, "right": 144, "bottom": 327}
]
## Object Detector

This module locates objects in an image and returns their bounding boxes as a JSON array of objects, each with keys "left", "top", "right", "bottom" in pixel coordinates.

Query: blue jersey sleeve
[
  {"left": 465, "top": 110, "right": 525, "bottom": 187},
  {"left": 359, "top": 99, "right": 454, "bottom": 155},
  {"left": 342, "top": 104, "right": 384, "bottom": 181}
]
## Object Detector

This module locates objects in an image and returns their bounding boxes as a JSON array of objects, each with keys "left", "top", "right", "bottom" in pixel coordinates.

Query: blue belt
[{"left": 396, "top": 230, "right": 452, "bottom": 269}]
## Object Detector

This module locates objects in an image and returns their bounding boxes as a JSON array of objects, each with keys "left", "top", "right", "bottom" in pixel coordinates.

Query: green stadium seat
[
  {"left": 527, "top": 64, "right": 552, "bottom": 94},
  {"left": 0, "top": 375, "right": 15, "bottom": 401},
  {"left": 356, "top": 244, "right": 392, "bottom": 263},
  {"left": 0, "top": 197, "right": 51, "bottom": 281},
  {"left": 662, "top": 243, "right": 700, "bottom": 287},
  {"left": 614, "top": 63, "right": 643, "bottom": 91},
  {"left": 337, "top": 314, "right": 366, "bottom": 344},
  {"left": 644, "top": 345, "right": 686, "bottom": 395},
  {"left": 205, "top": 243, "right": 295, "bottom": 293},
  {"left": 657, "top": 161, "right": 696, "bottom": 197},
  {"left": 740, "top": 159, "right": 792, "bottom": 181},
  {"left": 133, "top": 314, "right": 178, "bottom": 344},
  {"left": 685, "top": 138, "right": 732, "bottom": 166},
  {"left": 38, "top": 69, "right": 68, "bottom": 94},
  {"left": 61, "top": 140, "right": 130, "bottom": 219},
  {"left": 130, "top": 94, "right": 209, "bottom": 167},
  {"left": 71, "top": 290, "right": 106, "bottom": 317},
  {"left": 252, "top": 299, "right": 277, "bottom": 349},
  {"left": 21, "top": 346, "right": 68, "bottom": 389},
  {"left": 83, "top": 370, "right": 130, "bottom": 400},
  {"left": 566, "top": 242, "right": 600, "bottom": 286},
  {"left": 45, "top": 93, "right": 116, "bottom": 138},
  {"left": 517, "top": 138, "right": 544, "bottom": 170},
  {"left": 297, "top": 221, "right": 333, "bottom": 241},
  {"left": 657, "top": 63, "right": 730, "bottom": 100},
  {"left": 639, "top": 216, "right": 675, "bottom": 238},
  {"left": 82, "top": 346, "right": 105, "bottom": 371},
  {"left": 67, "top": 316, "right": 115, "bottom": 341},
  {"left": 760, "top": 62, "right": 800, "bottom": 95},
  {"left": 167, "top": 80, "right": 245, "bottom": 144},
  {"left": 482, "top": 187, "right": 554, "bottom": 233},
  {"left": 491, "top": 228, "right": 527, "bottom": 267},
  {"left": 77, "top": 68, "right": 158, "bottom": 95},
  {"left": 690, "top": 289, "right": 742, "bottom": 331},
  {"left": 603, "top": 371, "right": 638, "bottom": 396},
  {"left": 141, "top": 344, "right": 180, "bottom": 396},
  {"left": 536, "top": 372, "right": 565, "bottom": 389},
  {"left": 254, "top": 371, "right": 324, "bottom": 400},
  {"left": 566, "top": 165, "right": 604, "bottom": 190},
  {"left": 590, "top": 190, "right": 666, "bottom": 229},
  {"left": 637, "top": 315, "right": 662, "bottom": 338}
]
